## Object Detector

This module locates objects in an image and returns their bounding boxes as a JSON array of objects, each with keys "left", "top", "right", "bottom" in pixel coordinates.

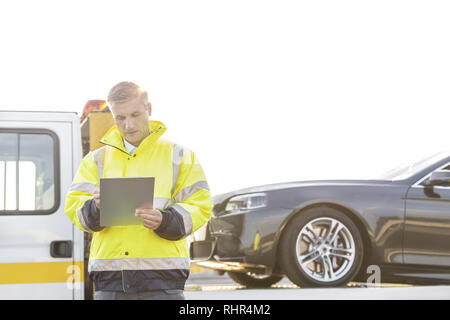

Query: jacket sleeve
[
  {"left": 64, "top": 151, "right": 104, "bottom": 233},
  {"left": 155, "top": 147, "right": 213, "bottom": 241}
]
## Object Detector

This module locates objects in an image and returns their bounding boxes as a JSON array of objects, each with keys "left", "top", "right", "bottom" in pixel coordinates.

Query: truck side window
[{"left": 0, "top": 131, "right": 58, "bottom": 214}]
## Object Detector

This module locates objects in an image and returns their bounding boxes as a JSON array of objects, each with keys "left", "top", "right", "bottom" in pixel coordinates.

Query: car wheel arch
[{"left": 272, "top": 202, "right": 373, "bottom": 277}]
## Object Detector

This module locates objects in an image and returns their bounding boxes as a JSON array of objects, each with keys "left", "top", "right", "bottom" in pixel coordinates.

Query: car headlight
[{"left": 225, "top": 193, "right": 267, "bottom": 212}]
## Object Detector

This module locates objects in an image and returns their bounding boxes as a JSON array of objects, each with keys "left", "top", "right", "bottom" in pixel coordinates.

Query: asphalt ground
[{"left": 185, "top": 272, "right": 450, "bottom": 300}]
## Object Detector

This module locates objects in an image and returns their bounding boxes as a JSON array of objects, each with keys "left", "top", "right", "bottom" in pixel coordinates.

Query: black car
[{"left": 191, "top": 151, "right": 450, "bottom": 288}]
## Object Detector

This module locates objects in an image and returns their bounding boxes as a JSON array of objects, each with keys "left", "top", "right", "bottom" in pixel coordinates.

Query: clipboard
[{"left": 99, "top": 177, "right": 155, "bottom": 227}]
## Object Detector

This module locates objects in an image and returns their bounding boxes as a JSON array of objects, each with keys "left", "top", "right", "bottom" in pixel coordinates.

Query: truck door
[{"left": 0, "top": 112, "right": 82, "bottom": 299}]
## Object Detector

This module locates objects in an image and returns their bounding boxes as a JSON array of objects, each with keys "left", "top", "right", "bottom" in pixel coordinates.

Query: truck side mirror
[{"left": 426, "top": 170, "right": 450, "bottom": 187}]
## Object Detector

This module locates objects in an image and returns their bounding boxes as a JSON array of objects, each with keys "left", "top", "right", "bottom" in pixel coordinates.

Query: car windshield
[{"left": 377, "top": 151, "right": 449, "bottom": 180}]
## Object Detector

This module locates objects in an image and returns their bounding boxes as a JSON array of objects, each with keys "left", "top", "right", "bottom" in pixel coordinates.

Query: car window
[{"left": 0, "top": 131, "right": 58, "bottom": 214}]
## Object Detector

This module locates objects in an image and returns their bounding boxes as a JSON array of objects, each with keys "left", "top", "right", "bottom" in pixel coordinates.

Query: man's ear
[{"left": 148, "top": 102, "right": 152, "bottom": 116}]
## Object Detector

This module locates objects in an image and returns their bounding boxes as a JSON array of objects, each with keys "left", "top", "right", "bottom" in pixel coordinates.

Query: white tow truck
[{"left": 0, "top": 104, "right": 122, "bottom": 299}]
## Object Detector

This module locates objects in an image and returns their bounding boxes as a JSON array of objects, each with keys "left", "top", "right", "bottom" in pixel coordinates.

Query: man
[{"left": 64, "top": 81, "right": 213, "bottom": 300}]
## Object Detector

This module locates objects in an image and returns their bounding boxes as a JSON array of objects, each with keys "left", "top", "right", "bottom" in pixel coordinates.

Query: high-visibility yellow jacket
[{"left": 64, "top": 120, "right": 213, "bottom": 292}]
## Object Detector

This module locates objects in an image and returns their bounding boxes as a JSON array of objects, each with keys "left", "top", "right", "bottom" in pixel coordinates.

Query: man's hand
[
  {"left": 135, "top": 208, "right": 163, "bottom": 230},
  {"left": 93, "top": 190, "right": 100, "bottom": 209}
]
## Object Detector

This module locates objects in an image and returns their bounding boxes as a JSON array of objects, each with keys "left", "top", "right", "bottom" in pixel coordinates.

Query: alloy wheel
[{"left": 295, "top": 217, "right": 356, "bottom": 283}]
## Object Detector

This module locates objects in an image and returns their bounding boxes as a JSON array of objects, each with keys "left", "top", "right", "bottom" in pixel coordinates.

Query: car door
[
  {"left": 0, "top": 113, "right": 78, "bottom": 299},
  {"left": 404, "top": 162, "right": 450, "bottom": 267}
]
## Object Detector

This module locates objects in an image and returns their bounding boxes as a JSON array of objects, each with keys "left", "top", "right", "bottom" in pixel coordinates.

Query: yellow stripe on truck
[{"left": 0, "top": 261, "right": 84, "bottom": 284}]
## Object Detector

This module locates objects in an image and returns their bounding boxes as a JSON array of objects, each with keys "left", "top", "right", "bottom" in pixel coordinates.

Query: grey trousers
[{"left": 94, "top": 289, "right": 185, "bottom": 300}]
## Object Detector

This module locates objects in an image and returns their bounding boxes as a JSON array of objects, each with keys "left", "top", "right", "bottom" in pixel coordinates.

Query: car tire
[
  {"left": 280, "top": 207, "right": 364, "bottom": 288},
  {"left": 227, "top": 271, "right": 284, "bottom": 288}
]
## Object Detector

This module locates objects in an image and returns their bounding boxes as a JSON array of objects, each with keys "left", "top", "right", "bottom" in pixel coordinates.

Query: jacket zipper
[{"left": 121, "top": 268, "right": 126, "bottom": 292}]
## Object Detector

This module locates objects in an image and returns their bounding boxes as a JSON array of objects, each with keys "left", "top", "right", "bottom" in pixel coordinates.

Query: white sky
[{"left": 0, "top": 1, "right": 449, "bottom": 196}]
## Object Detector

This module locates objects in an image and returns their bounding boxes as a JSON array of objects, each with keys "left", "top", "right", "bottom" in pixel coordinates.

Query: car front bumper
[{"left": 190, "top": 213, "right": 272, "bottom": 273}]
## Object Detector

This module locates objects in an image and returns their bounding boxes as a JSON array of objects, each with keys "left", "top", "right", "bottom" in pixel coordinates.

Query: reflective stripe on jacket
[{"left": 64, "top": 120, "right": 213, "bottom": 292}]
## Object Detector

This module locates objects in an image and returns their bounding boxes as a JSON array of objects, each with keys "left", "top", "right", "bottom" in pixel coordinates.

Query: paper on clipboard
[{"left": 99, "top": 177, "right": 155, "bottom": 227}]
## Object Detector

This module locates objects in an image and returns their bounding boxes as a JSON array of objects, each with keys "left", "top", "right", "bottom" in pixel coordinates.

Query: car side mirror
[
  {"left": 426, "top": 170, "right": 450, "bottom": 186},
  {"left": 190, "top": 240, "right": 215, "bottom": 261}
]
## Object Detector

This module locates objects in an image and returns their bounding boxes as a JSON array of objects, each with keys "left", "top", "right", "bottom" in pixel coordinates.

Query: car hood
[{"left": 212, "top": 179, "right": 396, "bottom": 205}]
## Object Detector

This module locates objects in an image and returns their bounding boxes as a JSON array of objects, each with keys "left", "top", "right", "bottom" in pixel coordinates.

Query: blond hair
[{"left": 107, "top": 81, "right": 149, "bottom": 107}]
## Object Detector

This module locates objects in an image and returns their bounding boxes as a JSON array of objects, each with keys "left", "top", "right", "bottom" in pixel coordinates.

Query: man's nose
[{"left": 124, "top": 118, "right": 134, "bottom": 130}]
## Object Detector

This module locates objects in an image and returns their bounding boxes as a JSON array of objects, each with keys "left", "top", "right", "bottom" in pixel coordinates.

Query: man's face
[{"left": 111, "top": 97, "right": 151, "bottom": 147}]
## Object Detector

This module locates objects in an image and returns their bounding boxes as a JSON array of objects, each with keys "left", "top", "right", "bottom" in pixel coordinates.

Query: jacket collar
[{"left": 99, "top": 120, "right": 167, "bottom": 155}]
